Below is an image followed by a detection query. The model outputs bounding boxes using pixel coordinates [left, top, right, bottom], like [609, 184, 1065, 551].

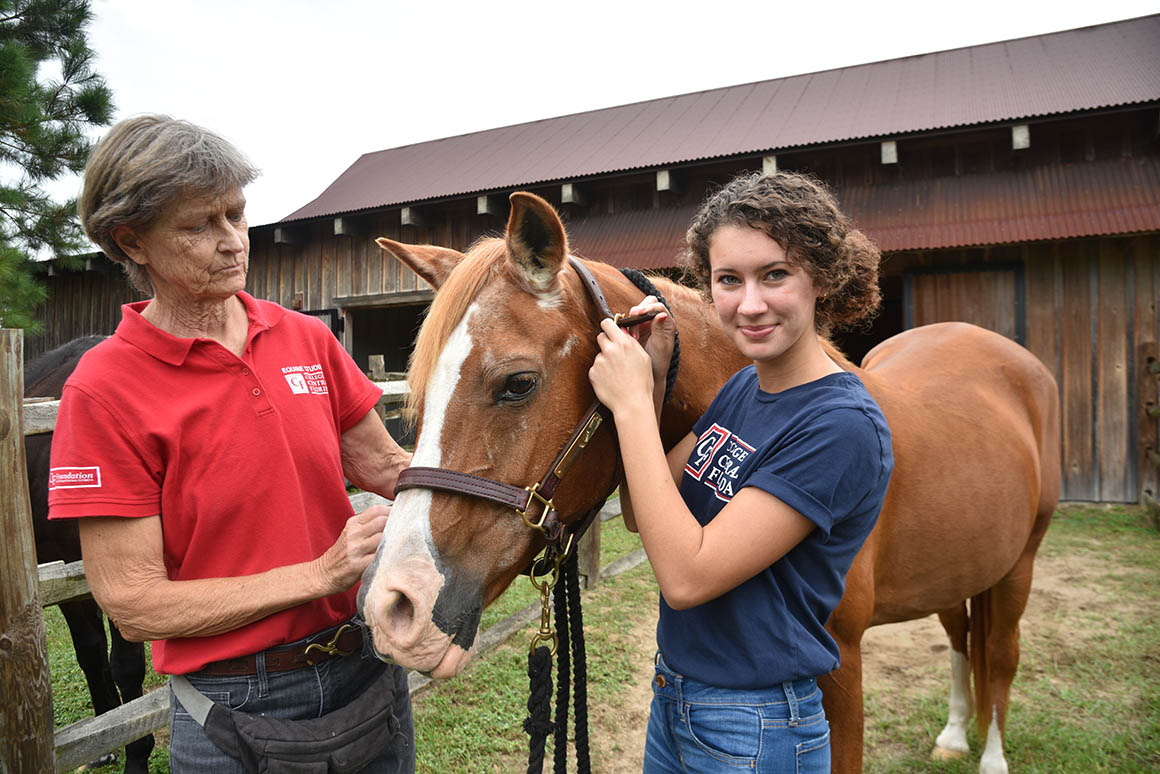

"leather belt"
[194, 622, 363, 677]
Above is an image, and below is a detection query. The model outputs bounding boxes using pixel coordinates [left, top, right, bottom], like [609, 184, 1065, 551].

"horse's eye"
[496, 372, 538, 404]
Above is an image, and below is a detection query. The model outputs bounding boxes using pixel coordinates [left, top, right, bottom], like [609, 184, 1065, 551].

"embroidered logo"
[685, 424, 754, 502]
[49, 466, 101, 490]
[281, 364, 329, 395]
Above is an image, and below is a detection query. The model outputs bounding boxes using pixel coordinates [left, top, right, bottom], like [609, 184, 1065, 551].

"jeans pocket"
[794, 726, 830, 774]
[180, 682, 253, 714]
[683, 702, 761, 765]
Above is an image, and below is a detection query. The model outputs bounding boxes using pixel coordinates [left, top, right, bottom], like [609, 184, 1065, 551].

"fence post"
[0, 329, 55, 772]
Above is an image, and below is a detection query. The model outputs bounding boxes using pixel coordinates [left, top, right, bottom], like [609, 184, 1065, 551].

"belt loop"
[783, 680, 801, 726]
[256, 650, 270, 698]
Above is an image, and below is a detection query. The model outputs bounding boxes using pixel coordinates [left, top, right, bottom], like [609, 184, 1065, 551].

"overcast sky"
[45, 0, 1160, 228]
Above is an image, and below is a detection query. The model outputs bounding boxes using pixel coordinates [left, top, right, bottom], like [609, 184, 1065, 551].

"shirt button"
[251, 388, 261, 396]
[242, 369, 250, 375]
[654, 674, 667, 688]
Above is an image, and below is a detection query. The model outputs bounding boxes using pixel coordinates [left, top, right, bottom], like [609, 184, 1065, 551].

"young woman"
[588, 171, 893, 773]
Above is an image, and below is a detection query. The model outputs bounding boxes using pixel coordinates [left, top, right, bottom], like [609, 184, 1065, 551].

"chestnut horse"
[358, 192, 1060, 774]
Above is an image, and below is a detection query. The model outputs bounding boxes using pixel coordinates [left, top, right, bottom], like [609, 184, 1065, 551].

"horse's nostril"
[388, 592, 415, 630]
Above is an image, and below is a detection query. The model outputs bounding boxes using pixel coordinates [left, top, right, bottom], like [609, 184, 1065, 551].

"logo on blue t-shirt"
[684, 423, 755, 502]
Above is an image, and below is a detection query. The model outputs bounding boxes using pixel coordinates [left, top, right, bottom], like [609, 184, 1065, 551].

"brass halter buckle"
[517, 482, 555, 532]
[304, 623, 357, 666]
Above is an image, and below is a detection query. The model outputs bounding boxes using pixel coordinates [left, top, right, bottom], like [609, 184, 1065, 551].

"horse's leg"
[109, 618, 154, 774]
[974, 548, 1038, 774]
[931, 603, 972, 760]
[58, 599, 120, 768]
[822, 560, 874, 774]
[58, 599, 119, 714]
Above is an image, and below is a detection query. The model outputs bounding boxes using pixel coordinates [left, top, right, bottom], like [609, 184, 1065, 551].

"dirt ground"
[583, 548, 1129, 774]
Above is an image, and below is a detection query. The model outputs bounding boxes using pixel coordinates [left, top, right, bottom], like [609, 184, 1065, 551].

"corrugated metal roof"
[566, 156, 1160, 268]
[284, 15, 1160, 222]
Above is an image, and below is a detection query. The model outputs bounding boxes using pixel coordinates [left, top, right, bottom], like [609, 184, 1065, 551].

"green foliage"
[0, 0, 113, 330]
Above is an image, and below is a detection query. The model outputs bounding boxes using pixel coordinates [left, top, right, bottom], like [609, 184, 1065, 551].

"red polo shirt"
[48, 292, 381, 674]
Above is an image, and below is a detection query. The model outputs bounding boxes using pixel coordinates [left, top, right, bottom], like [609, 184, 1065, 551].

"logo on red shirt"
[685, 424, 755, 502]
[281, 364, 329, 395]
[49, 466, 101, 489]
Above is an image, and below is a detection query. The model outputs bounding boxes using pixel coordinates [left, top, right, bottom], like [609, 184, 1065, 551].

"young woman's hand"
[589, 317, 656, 417]
[625, 296, 675, 388]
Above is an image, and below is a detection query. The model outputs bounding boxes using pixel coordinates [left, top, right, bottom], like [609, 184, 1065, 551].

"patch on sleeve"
[685, 423, 755, 502]
[49, 466, 102, 489]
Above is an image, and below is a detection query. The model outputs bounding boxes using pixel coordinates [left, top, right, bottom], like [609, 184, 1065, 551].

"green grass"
[45, 506, 1159, 772]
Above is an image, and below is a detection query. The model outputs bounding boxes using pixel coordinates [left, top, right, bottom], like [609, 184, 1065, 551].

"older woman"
[48, 115, 414, 772]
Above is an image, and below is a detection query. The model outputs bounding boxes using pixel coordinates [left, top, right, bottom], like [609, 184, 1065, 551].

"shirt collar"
[115, 291, 285, 366]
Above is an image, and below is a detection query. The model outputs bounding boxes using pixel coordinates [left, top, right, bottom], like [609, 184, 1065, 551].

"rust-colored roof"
[284, 15, 1160, 223]
[567, 156, 1160, 268]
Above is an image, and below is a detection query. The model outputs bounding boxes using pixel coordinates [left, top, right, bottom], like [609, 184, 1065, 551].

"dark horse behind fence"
[25, 336, 154, 774]
[357, 192, 1061, 774]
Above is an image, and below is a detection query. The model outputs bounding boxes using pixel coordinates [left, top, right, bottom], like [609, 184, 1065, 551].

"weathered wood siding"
[892, 235, 1159, 502]
[25, 266, 137, 361]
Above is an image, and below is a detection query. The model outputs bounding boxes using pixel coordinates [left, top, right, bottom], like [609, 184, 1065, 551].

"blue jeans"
[169, 628, 414, 773]
[644, 652, 830, 773]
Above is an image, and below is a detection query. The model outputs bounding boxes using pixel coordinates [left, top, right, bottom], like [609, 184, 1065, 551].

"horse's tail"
[968, 589, 993, 740]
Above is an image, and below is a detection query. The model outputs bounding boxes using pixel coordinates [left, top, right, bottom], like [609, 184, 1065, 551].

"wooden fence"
[1, 328, 610, 771]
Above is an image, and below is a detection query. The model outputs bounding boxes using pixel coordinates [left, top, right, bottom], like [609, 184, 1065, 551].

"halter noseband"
[393, 257, 659, 552]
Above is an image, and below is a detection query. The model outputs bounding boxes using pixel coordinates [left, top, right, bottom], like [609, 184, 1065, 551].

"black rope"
[565, 554, 591, 774]
[525, 646, 555, 774]
[618, 268, 681, 405]
[553, 570, 570, 774]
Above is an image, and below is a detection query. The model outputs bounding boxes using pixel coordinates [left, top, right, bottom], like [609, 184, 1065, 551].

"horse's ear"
[505, 192, 568, 293]
[376, 238, 463, 290]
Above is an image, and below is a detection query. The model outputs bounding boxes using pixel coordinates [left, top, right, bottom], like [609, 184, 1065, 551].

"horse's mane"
[406, 239, 507, 419]
[24, 335, 106, 397]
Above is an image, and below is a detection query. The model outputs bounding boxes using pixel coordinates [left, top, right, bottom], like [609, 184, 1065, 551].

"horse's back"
[857, 323, 1061, 623]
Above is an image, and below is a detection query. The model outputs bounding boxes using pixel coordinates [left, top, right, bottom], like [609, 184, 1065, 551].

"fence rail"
[2, 330, 607, 771]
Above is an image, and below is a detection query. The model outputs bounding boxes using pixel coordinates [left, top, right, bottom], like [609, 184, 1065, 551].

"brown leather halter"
[394, 257, 656, 554]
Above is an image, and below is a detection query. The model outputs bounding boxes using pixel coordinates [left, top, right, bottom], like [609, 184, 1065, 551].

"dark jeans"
[169, 636, 413, 773]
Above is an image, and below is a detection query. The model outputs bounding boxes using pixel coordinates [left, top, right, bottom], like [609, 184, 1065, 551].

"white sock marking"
[979, 712, 1009, 774]
[935, 649, 972, 754]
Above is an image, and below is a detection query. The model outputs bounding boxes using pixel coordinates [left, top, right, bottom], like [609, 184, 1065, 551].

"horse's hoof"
[76, 752, 117, 770]
[931, 745, 969, 761]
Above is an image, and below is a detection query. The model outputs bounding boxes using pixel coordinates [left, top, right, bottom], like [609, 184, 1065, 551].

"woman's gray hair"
[78, 115, 259, 295]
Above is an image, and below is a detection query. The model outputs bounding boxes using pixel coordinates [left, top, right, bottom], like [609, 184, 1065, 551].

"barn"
[30, 14, 1160, 504]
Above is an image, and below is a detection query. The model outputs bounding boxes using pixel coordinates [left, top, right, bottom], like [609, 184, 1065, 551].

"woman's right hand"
[318, 505, 390, 592]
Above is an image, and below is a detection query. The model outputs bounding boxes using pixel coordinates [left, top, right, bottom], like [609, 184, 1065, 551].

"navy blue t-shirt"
[658, 367, 893, 689]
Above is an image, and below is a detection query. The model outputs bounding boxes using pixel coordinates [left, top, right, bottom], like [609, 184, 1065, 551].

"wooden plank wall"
[247, 210, 487, 311]
[1019, 235, 1155, 502]
[893, 234, 1158, 502]
[27, 269, 137, 361]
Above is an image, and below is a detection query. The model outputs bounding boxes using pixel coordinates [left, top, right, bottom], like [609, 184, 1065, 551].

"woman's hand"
[589, 317, 656, 417]
[627, 297, 676, 390]
[317, 505, 390, 593]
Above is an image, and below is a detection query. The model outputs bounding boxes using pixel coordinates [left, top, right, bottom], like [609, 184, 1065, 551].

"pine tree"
[0, 0, 113, 330]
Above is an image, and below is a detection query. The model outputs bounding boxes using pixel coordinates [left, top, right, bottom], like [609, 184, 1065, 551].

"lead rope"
[525, 268, 678, 774]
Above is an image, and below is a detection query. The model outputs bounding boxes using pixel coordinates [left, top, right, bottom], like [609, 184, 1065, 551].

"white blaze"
[376, 304, 478, 566]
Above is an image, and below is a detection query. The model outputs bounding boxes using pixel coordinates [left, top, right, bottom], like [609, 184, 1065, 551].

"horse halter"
[394, 257, 658, 554]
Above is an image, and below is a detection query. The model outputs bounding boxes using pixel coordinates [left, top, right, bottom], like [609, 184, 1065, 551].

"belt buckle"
[304, 624, 357, 666]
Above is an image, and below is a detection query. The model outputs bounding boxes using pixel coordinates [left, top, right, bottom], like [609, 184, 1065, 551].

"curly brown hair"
[681, 171, 881, 334]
